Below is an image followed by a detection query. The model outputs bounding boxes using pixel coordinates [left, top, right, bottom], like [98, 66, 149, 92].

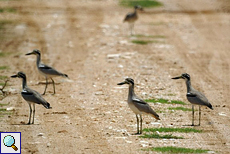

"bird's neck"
[22, 77, 27, 89]
[36, 54, 41, 66]
[185, 80, 192, 93]
[128, 84, 135, 100]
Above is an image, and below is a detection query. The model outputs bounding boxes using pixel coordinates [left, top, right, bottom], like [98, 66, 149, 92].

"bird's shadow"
[11, 122, 40, 126]
[183, 124, 200, 127]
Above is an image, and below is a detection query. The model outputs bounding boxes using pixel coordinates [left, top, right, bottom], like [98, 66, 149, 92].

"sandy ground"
[0, 0, 230, 153]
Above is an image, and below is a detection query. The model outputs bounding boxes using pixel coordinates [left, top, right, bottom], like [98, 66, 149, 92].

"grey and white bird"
[26, 49, 68, 95]
[172, 73, 213, 126]
[123, 5, 143, 35]
[11, 72, 52, 124]
[117, 78, 160, 134]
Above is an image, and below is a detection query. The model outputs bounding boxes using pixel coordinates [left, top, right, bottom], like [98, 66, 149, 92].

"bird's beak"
[171, 76, 183, 79]
[117, 81, 127, 85]
[25, 52, 33, 55]
[11, 74, 18, 78]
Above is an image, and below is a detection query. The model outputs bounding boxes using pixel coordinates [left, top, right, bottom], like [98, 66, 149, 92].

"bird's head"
[172, 73, 190, 81]
[26, 49, 40, 56]
[134, 5, 143, 11]
[117, 78, 134, 86]
[11, 72, 26, 79]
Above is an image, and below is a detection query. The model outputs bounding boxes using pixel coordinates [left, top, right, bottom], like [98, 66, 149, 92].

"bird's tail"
[43, 102, 52, 109]
[150, 111, 160, 120]
[62, 74, 68, 78]
[208, 103, 213, 110]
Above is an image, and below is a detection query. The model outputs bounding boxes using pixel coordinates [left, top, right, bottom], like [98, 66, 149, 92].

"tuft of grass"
[0, 76, 8, 80]
[145, 98, 187, 105]
[0, 20, 13, 29]
[0, 103, 10, 106]
[131, 40, 160, 45]
[143, 127, 202, 133]
[0, 8, 17, 13]
[0, 66, 8, 70]
[168, 107, 193, 111]
[120, 0, 163, 8]
[140, 133, 183, 139]
[142, 146, 209, 153]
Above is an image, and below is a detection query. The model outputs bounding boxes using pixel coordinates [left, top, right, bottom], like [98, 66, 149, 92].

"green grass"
[0, 103, 10, 106]
[0, 20, 13, 29]
[0, 76, 8, 80]
[140, 133, 183, 139]
[143, 127, 202, 133]
[0, 8, 17, 13]
[131, 40, 160, 45]
[145, 98, 187, 105]
[0, 66, 8, 70]
[168, 107, 193, 111]
[142, 146, 209, 153]
[120, 0, 163, 8]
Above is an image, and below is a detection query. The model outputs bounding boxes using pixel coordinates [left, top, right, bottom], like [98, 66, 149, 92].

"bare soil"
[0, 0, 230, 153]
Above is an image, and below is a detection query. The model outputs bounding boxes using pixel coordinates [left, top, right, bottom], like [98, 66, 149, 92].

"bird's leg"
[198, 105, 201, 126]
[140, 114, 143, 134]
[43, 77, 48, 95]
[136, 114, 139, 134]
[130, 23, 134, 35]
[27, 103, 32, 125]
[192, 105, 194, 126]
[50, 77, 55, 94]
[32, 103, 35, 124]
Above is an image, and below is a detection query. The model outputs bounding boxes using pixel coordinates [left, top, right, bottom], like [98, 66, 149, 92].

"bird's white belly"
[128, 102, 141, 115]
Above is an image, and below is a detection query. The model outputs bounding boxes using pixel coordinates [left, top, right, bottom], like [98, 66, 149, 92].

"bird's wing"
[39, 63, 64, 76]
[21, 87, 51, 108]
[132, 96, 160, 120]
[187, 90, 212, 109]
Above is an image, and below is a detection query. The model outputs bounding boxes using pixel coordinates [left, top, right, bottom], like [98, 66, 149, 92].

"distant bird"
[117, 78, 160, 134]
[123, 5, 143, 35]
[26, 49, 68, 95]
[172, 73, 213, 126]
[11, 72, 52, 124]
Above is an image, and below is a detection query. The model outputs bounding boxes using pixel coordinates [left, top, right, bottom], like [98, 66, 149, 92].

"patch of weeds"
[142, 146, 209, 153]
[120, 0, 163, 8]
[0, 7, 17, 13]
[0, 103, 10, 106]
[145, 98, 187, 105]
[131, 40, 160, 45]
[0, 76, 8, 80]
[143, 127, 202, 133]
[168, 107, 192, 111]
[0, 66, 8, 70]
[140, 133, 183, 139]
[0, 20, 13, 29]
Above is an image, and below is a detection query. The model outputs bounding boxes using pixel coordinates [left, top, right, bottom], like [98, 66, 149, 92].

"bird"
[26, 49, 68, 95]
[117, 78, 160, 134]
[172, 73, 213, 126]
[123, 5, 143, 35]
[11, 72, 52, 124]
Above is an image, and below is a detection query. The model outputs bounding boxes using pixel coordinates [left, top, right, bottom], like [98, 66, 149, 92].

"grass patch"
[143, 146, 209, 153]
[145, 98, 186, 105]
[140, 133, 183, 139]
[143, 127, 202, 133]
[131, 40, 160, 45]
[0, 7, 17, 13]
[168, 107, 192, 111]
[120, 0, 163, 8]
[0, 66, 8, 70]
[0, 20, 13, 29]
[0, 103, 10, 106]
[0, 76, 8, 80]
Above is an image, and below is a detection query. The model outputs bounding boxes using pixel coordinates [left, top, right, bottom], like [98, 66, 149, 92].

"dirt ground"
[0, 0, 230, 153]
